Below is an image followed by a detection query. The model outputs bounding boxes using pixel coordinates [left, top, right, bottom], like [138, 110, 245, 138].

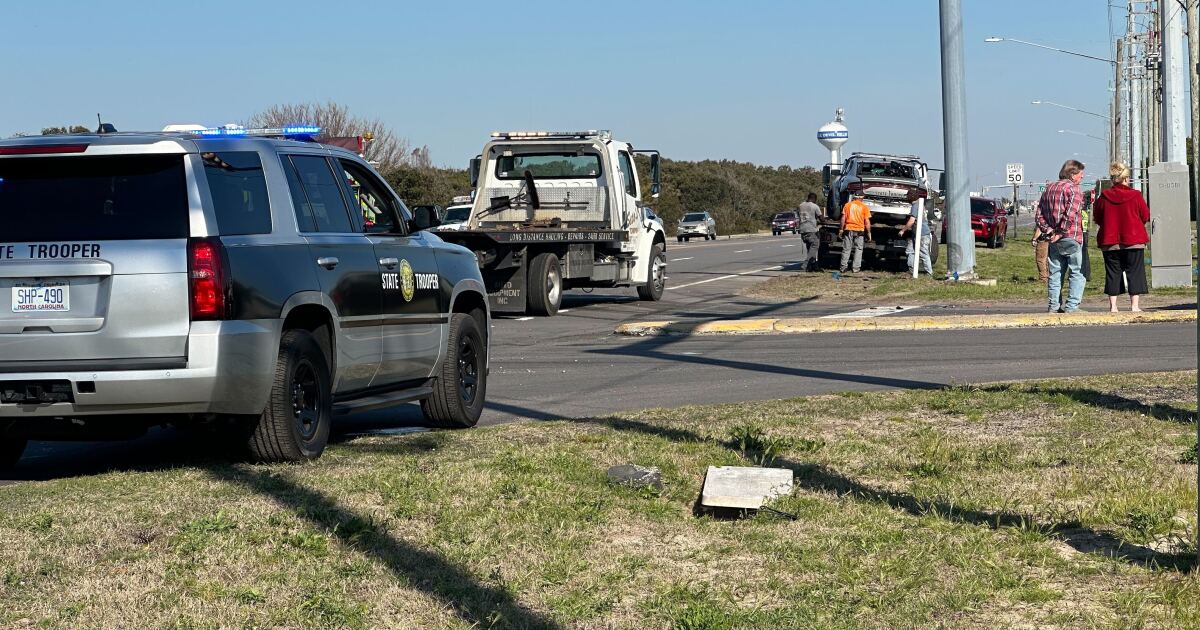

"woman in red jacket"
[1092, 162, 1151, 312]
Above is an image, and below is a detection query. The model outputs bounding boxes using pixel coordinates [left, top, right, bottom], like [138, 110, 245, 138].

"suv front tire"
[422, 313, 487, 428]
[247, 329, 333, 462]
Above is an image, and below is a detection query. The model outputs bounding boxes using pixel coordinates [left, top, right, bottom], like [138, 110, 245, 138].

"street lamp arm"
[1032, 100, 1112, 120]
[986, 36, 1116, 65]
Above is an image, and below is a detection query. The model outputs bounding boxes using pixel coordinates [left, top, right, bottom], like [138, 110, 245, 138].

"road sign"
[1006, 163, 1024, 185]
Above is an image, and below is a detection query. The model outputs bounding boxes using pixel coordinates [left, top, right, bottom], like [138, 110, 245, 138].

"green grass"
[745, 226, 1197, 304]
[1, 372, 1198, 628]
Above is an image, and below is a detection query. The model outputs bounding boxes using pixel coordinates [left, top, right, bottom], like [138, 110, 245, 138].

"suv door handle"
[379, 257, 399, 268]
[316, 257, 340, 270]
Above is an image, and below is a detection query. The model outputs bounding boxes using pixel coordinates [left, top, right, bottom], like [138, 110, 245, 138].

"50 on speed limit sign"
[1006, 163, 1024, 184]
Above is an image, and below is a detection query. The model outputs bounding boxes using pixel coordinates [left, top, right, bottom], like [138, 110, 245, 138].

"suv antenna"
[96, 113, 117, 134]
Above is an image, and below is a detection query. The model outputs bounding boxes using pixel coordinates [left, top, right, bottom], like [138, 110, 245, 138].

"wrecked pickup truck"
[820, 152, 941, 269]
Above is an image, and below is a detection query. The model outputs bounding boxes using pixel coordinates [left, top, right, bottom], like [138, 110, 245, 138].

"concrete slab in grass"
[700, 465, 793, 510]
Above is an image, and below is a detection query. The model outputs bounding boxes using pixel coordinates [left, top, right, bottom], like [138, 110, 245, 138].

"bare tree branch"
[246, 101, 413, 170]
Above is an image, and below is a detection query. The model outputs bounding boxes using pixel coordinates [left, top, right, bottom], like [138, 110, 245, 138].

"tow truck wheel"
[247, 329, 332, 462]
[637, 242, 667, 301]
[421, 312, 486, 428]
[0, 432, 27, 470]
[527, 252, 562, 316]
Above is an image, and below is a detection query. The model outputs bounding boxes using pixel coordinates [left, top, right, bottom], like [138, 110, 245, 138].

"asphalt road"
[6, 233, 1196, 483]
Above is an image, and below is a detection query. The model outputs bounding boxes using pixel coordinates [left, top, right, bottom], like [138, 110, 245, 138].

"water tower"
[817, 108, 849, 166]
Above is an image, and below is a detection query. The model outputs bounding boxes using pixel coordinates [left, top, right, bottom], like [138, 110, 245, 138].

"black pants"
[1102, 248, 1148, 296]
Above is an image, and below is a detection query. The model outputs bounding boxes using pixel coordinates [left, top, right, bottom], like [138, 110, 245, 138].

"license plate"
[12, 282, 70, 313]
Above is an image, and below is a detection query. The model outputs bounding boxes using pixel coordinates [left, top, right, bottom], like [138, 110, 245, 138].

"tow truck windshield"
[496, 153, 601, 179]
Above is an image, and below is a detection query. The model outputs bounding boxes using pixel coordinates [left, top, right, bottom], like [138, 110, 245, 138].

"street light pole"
[1187, 0, 1200, 568]
[984, 36, 1117, 65]
[1031, 100, 1112, 120]
[942, 0, 975, 279]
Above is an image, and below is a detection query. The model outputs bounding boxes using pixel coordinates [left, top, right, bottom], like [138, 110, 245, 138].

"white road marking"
[781, 244, 795, 248]
[821, 305, 921, 319]
[558, 309, 571, 313]
[734, 249, 752, 253]
[672, 257, 694, 261]
[516, 316, 534, 321]
[666, 264, 784, 290]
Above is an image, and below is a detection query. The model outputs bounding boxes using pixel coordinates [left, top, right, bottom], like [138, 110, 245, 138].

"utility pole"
[1130, 1, 1144, 189]
[1162, 0, 1188, 162]
[1186, 0, 1200, 568]
[1115, 37, 1125, 165]
[939, 0, 975, 279]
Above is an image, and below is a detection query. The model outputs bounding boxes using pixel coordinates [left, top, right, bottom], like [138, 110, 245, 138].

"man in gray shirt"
[796, 193, 823, 271]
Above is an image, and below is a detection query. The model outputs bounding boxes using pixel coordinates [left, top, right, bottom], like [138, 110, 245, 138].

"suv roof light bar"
[490, 130, 611, 140]
[178, 125, 323, 140]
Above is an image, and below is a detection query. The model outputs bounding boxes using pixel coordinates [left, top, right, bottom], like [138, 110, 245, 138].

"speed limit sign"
[1006, 163, 1024, 185]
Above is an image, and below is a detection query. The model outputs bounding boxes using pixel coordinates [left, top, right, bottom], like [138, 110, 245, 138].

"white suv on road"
[677, 211, 717, 242]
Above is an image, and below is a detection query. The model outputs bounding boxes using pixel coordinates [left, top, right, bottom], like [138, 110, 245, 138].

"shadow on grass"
[1015, 387, 1194, 424]
[207, 465, 561, 629]
[492, 402, 1196, 573]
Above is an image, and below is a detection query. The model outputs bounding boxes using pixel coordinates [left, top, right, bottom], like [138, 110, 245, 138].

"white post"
[912, 197, 924, 279]
[1163, 0, 1188, 162]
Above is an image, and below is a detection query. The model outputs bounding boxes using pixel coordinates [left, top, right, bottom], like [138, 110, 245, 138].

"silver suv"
[676, 211, 717, 242]
[0, 128, 490, 467]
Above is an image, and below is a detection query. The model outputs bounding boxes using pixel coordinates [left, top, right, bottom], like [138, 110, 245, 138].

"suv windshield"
[495, 153, 601, 179]
[683, 213, 708, 222]
[0, 154, 188, 242]
[858, 161, 916, 179]
[443, 206, 471, 222]
[970, 199, 997, 215]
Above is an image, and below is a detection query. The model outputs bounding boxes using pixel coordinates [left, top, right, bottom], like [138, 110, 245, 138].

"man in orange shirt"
[838, 193, 873, 273]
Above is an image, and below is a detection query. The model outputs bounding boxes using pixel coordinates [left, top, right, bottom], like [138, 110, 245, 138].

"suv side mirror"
[469, 157, 481, 188]
[649, 154, 661, 198]
[410, 205, 441, 232]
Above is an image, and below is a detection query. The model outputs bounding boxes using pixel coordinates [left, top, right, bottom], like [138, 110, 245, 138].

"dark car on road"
[771, 212, 798, 235]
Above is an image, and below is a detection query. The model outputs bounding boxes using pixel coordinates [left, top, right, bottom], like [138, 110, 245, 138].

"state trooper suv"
[0, 128, 490, 466]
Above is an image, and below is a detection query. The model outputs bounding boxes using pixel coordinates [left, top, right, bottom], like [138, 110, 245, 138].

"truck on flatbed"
[428, 130, 667, 316]
[819, 152, 941, 269]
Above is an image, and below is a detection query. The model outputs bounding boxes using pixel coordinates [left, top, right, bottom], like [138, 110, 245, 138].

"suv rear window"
[203, 151, 271, 235]
[0, 154, 188, 242]
[970, 199, 996, 215]
[774, 213, 796, 220]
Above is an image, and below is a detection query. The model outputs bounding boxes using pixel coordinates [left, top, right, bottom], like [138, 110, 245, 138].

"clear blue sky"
[2, 0, 1122, 189]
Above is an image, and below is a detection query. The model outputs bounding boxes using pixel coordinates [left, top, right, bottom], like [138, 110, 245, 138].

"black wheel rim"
[458, 333, 481, 405]
[291, 360, 321, 442]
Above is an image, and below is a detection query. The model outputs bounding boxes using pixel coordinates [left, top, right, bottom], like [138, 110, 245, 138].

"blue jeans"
[1047, 238, 1085, 311]
[905, 234, 932, 275]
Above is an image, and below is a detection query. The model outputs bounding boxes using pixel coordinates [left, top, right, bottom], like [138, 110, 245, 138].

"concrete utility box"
[1147, 162, 1193, 288]
[700, 466, 793, 510]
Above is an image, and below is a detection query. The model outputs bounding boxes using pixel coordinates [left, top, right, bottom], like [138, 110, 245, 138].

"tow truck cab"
[434, 130, 667, 316]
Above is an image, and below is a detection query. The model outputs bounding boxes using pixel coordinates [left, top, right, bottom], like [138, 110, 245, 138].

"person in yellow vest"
[838, 193, 873, 273]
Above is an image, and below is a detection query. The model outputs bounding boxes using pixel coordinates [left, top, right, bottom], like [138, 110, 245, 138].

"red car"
[942, 197, 1010, 248]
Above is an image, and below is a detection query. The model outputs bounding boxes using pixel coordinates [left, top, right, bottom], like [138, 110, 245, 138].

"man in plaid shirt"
[1036, 160, 1087, 312]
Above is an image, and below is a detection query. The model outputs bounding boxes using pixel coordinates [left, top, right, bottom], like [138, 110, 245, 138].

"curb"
[614, 309, 1197, 337]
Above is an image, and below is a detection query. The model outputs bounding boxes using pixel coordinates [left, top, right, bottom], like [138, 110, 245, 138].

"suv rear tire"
[421, 313, 486, 428]
[527, 252, 562, 316]
[248, 329, 332, 462]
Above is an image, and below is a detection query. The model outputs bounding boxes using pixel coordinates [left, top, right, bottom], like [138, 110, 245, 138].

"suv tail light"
[188, 238, 228, 320]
